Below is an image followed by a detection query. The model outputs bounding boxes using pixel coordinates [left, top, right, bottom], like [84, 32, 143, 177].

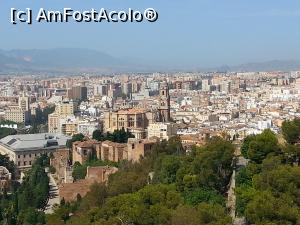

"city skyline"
[1, 0, 300, 69]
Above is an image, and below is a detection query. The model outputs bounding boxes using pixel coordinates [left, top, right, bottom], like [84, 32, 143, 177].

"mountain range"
[0, 48, 300, 74]
[0, 48, 130, 74]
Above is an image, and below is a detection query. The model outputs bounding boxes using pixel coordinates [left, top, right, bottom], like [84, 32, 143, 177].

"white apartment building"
[4, 106, 30, 124]
[147, 123, 177, 141]
[48, 100, 75, 133]
[78, 120, 101, 137]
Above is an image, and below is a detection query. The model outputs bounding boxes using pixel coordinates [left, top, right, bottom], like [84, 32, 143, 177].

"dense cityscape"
[0, 71, 299, 224]
[2, 0, 300, 224]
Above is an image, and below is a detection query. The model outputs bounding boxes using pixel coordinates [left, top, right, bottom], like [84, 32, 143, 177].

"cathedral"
[104, 81, 172, 139]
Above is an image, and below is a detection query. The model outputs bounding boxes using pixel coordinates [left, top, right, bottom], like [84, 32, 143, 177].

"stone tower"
[158, 81, 170, 122]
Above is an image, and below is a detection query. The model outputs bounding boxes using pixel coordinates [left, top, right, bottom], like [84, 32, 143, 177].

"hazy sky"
[1, 0, 300, 68]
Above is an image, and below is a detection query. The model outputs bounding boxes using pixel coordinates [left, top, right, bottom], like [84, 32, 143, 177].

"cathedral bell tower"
[158, 81, 171, 122]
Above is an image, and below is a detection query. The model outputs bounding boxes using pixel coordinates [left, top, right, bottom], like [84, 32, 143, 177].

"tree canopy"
[66, 133, 85, 149]
[92, 128, 135, 143]
[236, 120, 300, 224]
[241, 129, 281, 163]
[0, 127, 17, 139]
[0, 155, 50, 225]
[45, 136, 234, 225]
[282, 118, 300, 144]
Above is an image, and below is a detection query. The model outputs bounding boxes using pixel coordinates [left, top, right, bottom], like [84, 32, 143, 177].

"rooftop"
[117, 108, 147, 115]
[0, 133, 71, 152]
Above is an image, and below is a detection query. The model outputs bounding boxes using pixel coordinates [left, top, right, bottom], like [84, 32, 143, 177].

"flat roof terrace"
[0, 133, 71, 152]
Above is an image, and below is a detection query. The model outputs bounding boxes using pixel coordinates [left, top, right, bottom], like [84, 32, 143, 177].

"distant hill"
[1, 48, 300, 73]
[0, 48, 130, 74]
[201, 60, 300, 73]
[230, 60, 300, 72]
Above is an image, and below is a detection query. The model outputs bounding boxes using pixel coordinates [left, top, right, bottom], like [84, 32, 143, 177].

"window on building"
[132, 144, 135, 149]
[18, 162, 20, 166]
[18, 155, 20, 159]
[24, 161, 27, 166]
[29, 161, 31, 165]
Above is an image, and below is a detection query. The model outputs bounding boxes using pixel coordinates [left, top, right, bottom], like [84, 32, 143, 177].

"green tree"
[236, 185, 257, 216]
[0, 154, 16, 176]
[35, 153, 50, 167]
[183, 188, 224, 206]
[92, 184, 181, 225]
[92, 129, 104, 141]
[51, 205, 70, 223]
[17, 162, 49, 211]
[44, 137, 234, 225]
[72, 162, 86, 180]
[245, 191, 300, 225]
[0, 127, 17, 139]
[2, 205, 17, 225]
[241, 135, 256, 158]
[248, 129, 281, 164]
[66, 133, 85, 149]
[108, 169, 148, 196]
[92, 128, 134, 143]
[0, 155, 50, 225]
[34, 105, 55, 125]
[282, 118, 300, 144]
[111, 128, 135, 143]
[171, 203, 231, 225]
[17, 207, 45, 225]
[253, 164, 300, 206]
[283, 144, 300, 165]
[80, 183, 108, 210]
[191, 137, 234, 193]
[171, 205, 200, 225]
[153, 155, 182, 184]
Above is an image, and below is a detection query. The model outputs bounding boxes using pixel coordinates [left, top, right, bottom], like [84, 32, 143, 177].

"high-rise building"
[56, 101, 74, 117]
[4, 95, 31, 124]
[122, 82, 133, 96]
[19, 95, 30, 111]
[131, 81, 141, 93]
[69, 86, 88, 101]
[202, 79, 211, 92]
[94, 84, 108, 96]
[220, 81, 231, 94]
[48, 113, 60, 133]
[4, 106, 30, 124]
[48, 100, 75, 133]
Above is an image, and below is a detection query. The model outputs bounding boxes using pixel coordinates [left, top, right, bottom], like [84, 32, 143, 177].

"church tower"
[158, 81, 171, 122]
